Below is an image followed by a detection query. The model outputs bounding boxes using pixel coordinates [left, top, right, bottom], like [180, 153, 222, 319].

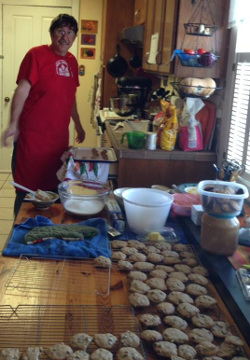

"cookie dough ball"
[90, 348, 112, 360]
[133, 261, 155, 272]
[127, 240, 146, 250]
[186, 283, 208, 296]
[194, 295, 217, 309]
[129, 280, 150, 294]
[93, 333, 117, 349]
[116, 347, 144, 360]
[70, 333, 92, 350]
[110, 240, 126, 249]
[210, 321, 231, 338]
[153, 341, 178, 357]
[146, 277, 167, 291]
[163, 315, 188, 330]
[178, 344, 197, 360]
[177, 303, 200, 318]
[191, 265, 209, 277]
[156, 301, 175, 315]
[0, 349, 21, 360]
[166, 278, 185, 292]
[66, 351, 89, 360]
[94, 256, 111, 268]
[117, 260, 134, 271]
[139, 313, 162, 327]
[45, 343, 73, 360]
[155, 265, 175, 273]
[188, 328, 214, 344]
[162, 328, 189, 344]
[128, 271, 147, 282]
[129, 292, 150, 308]
[21, 348, 42, 360]
[195, 342, 219, 357]
[149, 269, 168, 279]
[174, 264, 191, 274]
[128, 253, 147, 262]
[140, 330, 163, 342]
[147, 289, 167, 303]
[147, 253, 164, 264]
[191, 314, 214, 328]
[120, 330, 140, 348]
[111, 251, 126, 261]
[121, 246, 138, 256]
[188, 273, 209, 286]
[167, 291, 194, 305]
[168, 271, 189, 282]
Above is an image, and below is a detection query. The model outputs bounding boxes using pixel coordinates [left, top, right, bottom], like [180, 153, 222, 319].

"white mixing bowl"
[122, 188, 174, 235]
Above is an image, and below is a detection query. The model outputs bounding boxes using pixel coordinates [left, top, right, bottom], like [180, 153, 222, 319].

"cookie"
[166, 278, 185, 292]
[224, 335, 244, 346]
[128, 253, 147, 262]
[178, 344, 197, 360]
[120, 330, 140, 348]
[110, 240, 126, 249]
[127, 240, 146, 250]
[140, 330, 163, 342]
[128, 271, 147, 282]
[210, 321, 231, 338]
[191, 314, 214, 328]
[21, 348, 42, 360]
[94, 256, 111, 268]
[149, 269, 167, 279]
[146, 277, 167, 291]
[195, 342, 219, 357]
[163, 315, 188, 330]
[181, 258, 199, 267]
[188, 328, 214, 343]
[168, 271, 189, 282]
[201, 357, 224, 360]
[191, 265, 209, 277]
[156, 301, 175, 315]
[89, 349, 112, 360]
[45, 343, 73, 360]
[133, 261, 155, 272]
[217, 343, 239, 358]
[70, 333, 93, 350]
[155, 265, 175, 273]
[174, 264, 191, 274]
[162, 250, 180, 258]
[139, 313, 161, 327]
[186, 283, 208, 296]
[111, 251, 126, 261]
[93, 333, 117, 349]
[163, 257, 182, 265]
[153, 242, 172, 251]
[162, 328, 189, 344]
[177, 303, 200, 318]
[142, 245, 161, 255]
[66, 351, 89, 360]
[128, 292, 150, 307]
[121, 246, 138, 256]
[117, 260, 134, 271]
[116, 347, 144, 360]
[179, 251, 197, 259]
[129, 279, 151, 294]
[0, 349, 21, 360]
[147, 253, 164, 264]
[147, 289, 167, 303]
[153, 341, 178, 357]
[172, 243, 190, 252]
[188, 273, 209, 286]
[194, 295, 217, 309]
[167, 291, 194, 305]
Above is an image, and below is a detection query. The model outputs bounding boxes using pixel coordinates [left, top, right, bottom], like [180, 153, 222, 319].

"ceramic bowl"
[29, 191, 59, 210]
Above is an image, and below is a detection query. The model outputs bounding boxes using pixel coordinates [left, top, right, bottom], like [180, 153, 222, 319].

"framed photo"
[80, 47, 96, 59]
[81, 20, 98, 34]
[81, 34, 96, 46]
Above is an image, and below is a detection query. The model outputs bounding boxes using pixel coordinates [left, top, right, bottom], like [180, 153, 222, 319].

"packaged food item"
[157, 100, 178, 151]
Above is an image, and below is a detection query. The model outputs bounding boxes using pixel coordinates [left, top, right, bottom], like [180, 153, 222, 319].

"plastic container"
[121, 131, 146, 149]
[171, 193, 201, 217]
[198, 180, 249, 218]
[122, 188, 174, 235]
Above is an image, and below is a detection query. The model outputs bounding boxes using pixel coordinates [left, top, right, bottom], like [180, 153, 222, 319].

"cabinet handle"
[134, 9, 141, 22]
[145, 51, 161, 65]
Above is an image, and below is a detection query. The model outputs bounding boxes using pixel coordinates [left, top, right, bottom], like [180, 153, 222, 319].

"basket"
[176, 51, 219, 68]
[171, 81, 221, 99]
[184, 23, 217, 36]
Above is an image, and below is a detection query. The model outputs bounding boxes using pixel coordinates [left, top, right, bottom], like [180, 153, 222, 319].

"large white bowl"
[122, 188, 174, 235]
[58, 180, 110, 216]
[113, 187, 131, 210]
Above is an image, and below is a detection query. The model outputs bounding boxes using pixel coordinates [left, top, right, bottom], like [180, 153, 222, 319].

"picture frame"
[80, 47, 96, 60]
[81, 34, 96, 46]
[81, 20, 98, 34]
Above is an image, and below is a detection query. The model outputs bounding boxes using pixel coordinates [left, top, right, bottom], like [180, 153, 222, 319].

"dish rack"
[5, 255, 111, 297]
[0, 305, 147, 359]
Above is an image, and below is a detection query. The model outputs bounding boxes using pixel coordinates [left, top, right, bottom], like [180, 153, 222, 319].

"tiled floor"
[0, 172, 15, 251]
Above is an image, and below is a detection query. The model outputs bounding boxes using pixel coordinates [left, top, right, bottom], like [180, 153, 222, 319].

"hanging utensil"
[106, 44, 128, 78]
[129, 48, 142, 69]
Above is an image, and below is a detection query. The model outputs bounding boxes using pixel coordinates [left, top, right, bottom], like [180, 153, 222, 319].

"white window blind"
[227, 53, 250, 181]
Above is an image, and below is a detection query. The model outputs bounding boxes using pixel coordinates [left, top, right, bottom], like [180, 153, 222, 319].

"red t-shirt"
[14, 45, 79, 191]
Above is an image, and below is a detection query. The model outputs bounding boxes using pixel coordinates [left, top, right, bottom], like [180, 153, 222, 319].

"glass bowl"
[58, 180, 110, 216]
[26, 191, 59, 210]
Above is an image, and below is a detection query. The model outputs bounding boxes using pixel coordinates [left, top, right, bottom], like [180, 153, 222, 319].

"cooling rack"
[0, 305, 147, 359]
[5, 255, 111, 296]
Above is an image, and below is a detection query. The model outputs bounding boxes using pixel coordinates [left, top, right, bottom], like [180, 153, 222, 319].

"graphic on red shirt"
[56, 60, 71, 77]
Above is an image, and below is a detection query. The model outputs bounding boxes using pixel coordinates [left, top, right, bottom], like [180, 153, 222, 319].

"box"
[191, 204, 204, 226]
[106, 198, 125, 233]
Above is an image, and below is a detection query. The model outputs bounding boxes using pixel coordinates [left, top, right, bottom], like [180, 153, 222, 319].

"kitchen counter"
[0, 203, 249, 358]
[105, 121, 217, 187]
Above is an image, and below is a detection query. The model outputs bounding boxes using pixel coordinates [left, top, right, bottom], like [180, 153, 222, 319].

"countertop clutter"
[0, 201, 249, 360]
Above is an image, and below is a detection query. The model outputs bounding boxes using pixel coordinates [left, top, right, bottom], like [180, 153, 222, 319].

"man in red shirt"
[3, 14, 85, 216]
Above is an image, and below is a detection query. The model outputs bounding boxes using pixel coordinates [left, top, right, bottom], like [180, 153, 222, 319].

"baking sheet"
[73, 147, 117, 163]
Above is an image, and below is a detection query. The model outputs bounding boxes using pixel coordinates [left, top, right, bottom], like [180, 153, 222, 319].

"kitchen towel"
[3, 216, 111, 259]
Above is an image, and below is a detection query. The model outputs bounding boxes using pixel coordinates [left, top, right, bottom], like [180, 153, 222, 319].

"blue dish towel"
[3, 216, 111, 258]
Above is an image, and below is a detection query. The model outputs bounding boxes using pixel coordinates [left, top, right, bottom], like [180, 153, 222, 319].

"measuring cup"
[121, 131, 146, 149]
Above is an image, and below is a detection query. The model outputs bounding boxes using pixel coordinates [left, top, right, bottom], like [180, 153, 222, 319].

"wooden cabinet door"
[134, 0, 147, 25]
[142, 0, 179, 74]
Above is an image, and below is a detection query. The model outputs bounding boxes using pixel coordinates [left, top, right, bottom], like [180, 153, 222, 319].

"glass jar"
[201, 213, 240, 256]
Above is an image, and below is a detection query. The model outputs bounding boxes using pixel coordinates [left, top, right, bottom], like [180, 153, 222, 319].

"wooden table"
[0, 202, 249, 359]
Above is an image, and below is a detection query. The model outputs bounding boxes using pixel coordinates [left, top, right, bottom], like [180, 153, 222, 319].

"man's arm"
[71, 99, 85, 143]
[3, 79, 31, 146]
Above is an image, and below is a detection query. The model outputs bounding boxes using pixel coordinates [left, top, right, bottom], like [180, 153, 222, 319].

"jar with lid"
[200, 213, 240, 256]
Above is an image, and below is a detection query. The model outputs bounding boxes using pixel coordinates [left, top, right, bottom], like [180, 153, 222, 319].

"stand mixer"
[110, 76, 152, 119]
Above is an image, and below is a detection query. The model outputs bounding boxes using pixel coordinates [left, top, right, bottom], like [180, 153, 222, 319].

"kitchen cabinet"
[134, 0, 147, 25]
[174, 0, 230, 79]
[142, 0, 179, 74]
[105, 121, 216, 188]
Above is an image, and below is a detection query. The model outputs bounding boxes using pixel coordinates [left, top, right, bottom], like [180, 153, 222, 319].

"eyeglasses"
[54, 29, 76, 38]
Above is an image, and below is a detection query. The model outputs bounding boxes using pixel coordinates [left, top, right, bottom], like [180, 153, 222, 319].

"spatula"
[9, 181, 50, 200]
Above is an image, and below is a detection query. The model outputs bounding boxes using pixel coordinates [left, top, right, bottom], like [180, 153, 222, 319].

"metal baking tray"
[5, 255, 111, 297]
[73, 147, 117, 163]
[0, 305, 147, 359]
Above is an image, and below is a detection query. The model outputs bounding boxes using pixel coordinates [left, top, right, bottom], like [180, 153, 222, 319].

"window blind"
[227, 53, 250, 181]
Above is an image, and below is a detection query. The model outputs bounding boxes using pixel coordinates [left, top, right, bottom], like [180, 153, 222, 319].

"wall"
[75, 0, 103, 148]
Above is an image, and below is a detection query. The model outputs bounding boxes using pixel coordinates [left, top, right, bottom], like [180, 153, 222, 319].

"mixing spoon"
[9, 181, 50, 200]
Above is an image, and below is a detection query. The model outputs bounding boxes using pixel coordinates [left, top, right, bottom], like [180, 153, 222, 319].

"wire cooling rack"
[0, 305, 147, 359]
[5, 255, 111, 296]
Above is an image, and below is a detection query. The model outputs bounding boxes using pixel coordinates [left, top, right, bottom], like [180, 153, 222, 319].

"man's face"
[50, 26, 76, 56]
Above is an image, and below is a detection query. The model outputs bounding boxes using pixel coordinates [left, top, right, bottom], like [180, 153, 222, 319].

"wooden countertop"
[105, 121, 217, 162]
[0, 203, 249, 359]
